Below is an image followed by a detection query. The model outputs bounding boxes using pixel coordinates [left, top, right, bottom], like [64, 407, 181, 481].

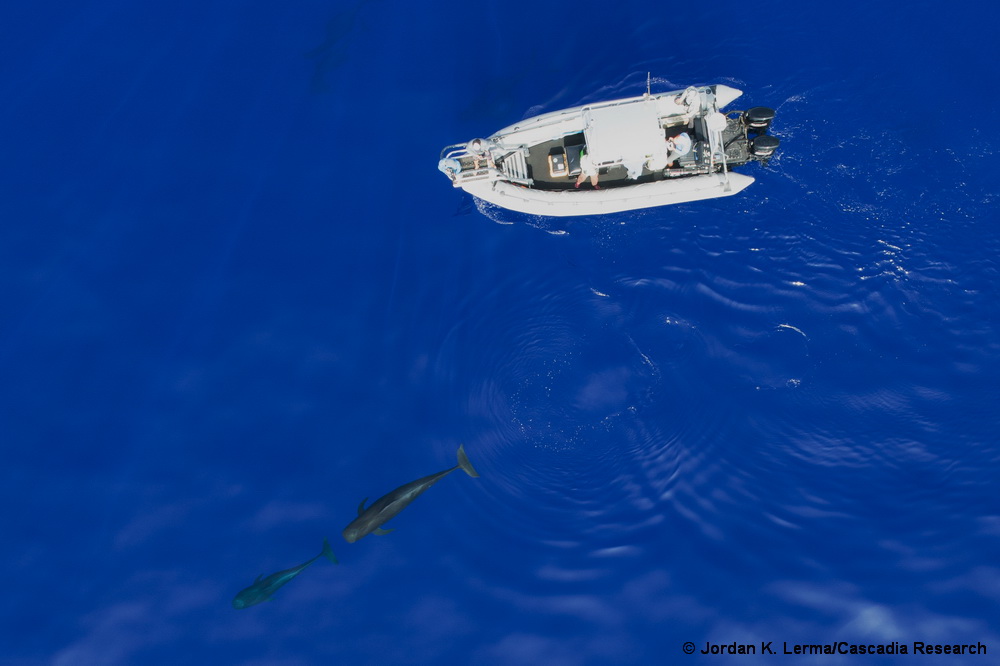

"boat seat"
[692, 116, 708, 142]
[565, 144, 585, 176]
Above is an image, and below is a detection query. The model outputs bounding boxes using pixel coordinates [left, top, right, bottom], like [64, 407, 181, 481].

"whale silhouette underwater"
[233, 445, 480, 608]
[343, 444, 480, 543]
[232, 539, 338, 609]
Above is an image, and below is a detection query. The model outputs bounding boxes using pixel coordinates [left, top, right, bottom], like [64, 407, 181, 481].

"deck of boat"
[508, 116, 752, 191]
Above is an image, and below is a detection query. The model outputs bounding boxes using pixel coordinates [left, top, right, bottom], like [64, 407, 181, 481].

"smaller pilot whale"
[342, 445, 479, 543]
[232, 539, 338, 609]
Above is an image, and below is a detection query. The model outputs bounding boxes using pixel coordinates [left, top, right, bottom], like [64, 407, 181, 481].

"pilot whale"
[232, 539, 338, 609]
[342, 445, 479, 543]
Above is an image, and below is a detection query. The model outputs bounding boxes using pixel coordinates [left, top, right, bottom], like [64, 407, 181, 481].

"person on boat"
[665, 132, 692, 168]
[467, 138, 495, 170]
[574, 149, 600, 189]
[674, 86, 699, 110]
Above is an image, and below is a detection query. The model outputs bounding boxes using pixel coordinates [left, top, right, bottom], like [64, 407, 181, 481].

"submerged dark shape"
[305, 0, 380, 92]
[232, 539, 338, 609]
[342, 445, 479, 543]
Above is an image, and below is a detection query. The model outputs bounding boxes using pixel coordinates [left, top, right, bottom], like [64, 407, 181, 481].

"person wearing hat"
[467, 139, 494, 170]
[665, 131, 692, 168]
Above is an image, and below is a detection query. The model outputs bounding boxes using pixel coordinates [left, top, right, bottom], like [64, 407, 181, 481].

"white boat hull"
[461, 172, 755, 217]
[440, 83, 779, 218]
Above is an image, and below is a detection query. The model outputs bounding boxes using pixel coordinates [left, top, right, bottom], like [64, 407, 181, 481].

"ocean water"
[2, 0, 999, 664]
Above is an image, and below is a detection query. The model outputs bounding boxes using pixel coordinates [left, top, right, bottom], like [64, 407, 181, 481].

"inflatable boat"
[438, 83, 779, 217]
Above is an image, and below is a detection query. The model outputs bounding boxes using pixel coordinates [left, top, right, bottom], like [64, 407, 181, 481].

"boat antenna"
[646, 72, 651, 97]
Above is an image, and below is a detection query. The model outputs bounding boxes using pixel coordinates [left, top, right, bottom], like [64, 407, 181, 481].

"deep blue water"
[3, 0, 999, 664]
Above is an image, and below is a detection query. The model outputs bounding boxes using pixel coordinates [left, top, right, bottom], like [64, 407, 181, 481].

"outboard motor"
[743, 107, 776, 134]
[751, 135, 780, 165]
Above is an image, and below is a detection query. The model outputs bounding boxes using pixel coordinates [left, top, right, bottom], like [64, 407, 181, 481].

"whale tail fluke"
[321, 538, 339, 564]
[457, 444, 480, 478]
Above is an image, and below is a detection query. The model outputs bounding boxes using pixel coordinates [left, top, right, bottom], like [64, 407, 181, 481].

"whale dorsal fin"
[255, 574, 263, 583]
[357, 498, 368, 515]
